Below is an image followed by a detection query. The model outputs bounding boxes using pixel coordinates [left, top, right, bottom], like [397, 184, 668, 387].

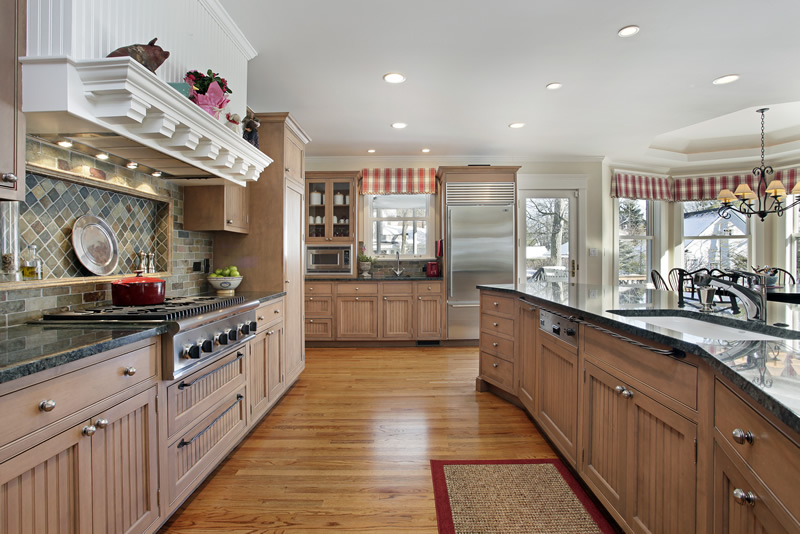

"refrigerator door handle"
[447, 208, 453, 298]
[449, 304, 480, 308]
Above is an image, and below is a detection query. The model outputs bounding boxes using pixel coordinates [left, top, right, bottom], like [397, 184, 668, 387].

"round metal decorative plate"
[72, 215, 119, 275]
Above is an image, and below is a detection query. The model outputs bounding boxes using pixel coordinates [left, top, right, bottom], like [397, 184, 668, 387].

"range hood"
[20, 56, 272, 186]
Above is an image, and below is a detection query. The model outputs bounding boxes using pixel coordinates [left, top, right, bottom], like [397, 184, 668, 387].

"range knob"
[566, 328, 576, 337]
[200, 339, 214, 353]
[181, 344, 201, 359]
[248, 321, 257, 333]
[239, 323, 250, 336]
[227, 327, 239, 341]
[215, 331, 229, 345]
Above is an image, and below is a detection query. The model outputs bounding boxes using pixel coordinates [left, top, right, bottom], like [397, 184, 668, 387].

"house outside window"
[364, 194, 435, 258]
[617, 199, 653, 285]
[682, 200, 749, 272]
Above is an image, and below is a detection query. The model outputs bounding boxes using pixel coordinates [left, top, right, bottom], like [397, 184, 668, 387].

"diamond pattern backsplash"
[20, 173, 168, 278]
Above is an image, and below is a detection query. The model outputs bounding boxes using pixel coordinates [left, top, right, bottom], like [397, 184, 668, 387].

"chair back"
[650, 269, 669, 290]
[668, 268, 689, 292]
[772, 267, 795, 285]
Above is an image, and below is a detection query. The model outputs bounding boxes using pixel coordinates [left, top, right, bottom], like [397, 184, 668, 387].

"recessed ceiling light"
[367, 149, 376, 153]
[126, 162, 138, 169]
[509, 123, 525, 129]
[618, 25, 640, 37]
[421, 148, 431, 153]
[383, 72, 406, 84]
[391, 122, 407, 129]
[57, 140, 73, 148]
[712, 74, 740, 85]
[151, 171, 162, 177]
[96, 153, 109, 160]
[546, 82, 563, 90]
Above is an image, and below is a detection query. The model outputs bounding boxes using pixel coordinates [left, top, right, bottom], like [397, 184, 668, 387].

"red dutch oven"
[112, 270, 166, 306]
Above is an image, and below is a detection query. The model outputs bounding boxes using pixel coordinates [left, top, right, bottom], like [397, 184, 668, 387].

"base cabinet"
[518, 303, 537, 415]
[381, 295, 414, 338]
[336, 296, 379, 339]
[536, 332, 578, 466]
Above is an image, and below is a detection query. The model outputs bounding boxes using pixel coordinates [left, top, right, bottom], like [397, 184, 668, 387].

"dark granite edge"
[0, 325, 168, 385]
[486, 285, 800, 435]
[305, 276, 443, 282]
[255, 292, 286, 303]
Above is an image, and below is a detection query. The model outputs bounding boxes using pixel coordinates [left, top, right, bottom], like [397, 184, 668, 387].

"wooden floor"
[159, 346, 557, 533]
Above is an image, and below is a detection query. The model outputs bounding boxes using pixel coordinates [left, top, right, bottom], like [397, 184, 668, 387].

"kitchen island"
[478, 282, 800, 534]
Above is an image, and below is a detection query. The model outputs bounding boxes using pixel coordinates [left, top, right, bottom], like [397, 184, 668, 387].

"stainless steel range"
[42, 295, 259, 379]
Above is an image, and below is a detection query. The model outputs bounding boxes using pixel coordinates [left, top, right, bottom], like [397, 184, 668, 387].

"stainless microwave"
[305, 245, 352, 275]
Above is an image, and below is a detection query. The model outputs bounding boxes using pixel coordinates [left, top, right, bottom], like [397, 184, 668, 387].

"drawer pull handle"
[492, 342, 499, 347]
[95, 419, 109, 429]
[732, 488, 757, 506]
[39, 399, 57, 412]
[492, 363, 498, 368]
[2, 173, 18, 183]
[621, 389, 634, 399]
[177, 352, 245, 390]
[732, 428, 755, 445]
[123, 367, 137, 376]
[580, 320, 685, 359]
[493, 322, 498, 327]
[178, 394, 244, 448]
[258, 315, 265, 320]
[82, 425, 97, 437]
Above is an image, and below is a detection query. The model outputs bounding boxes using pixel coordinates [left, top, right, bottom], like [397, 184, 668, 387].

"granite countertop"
[0, 290, 286, 386]
[306, 276, 443, 282]
[479, 282, 800, 434]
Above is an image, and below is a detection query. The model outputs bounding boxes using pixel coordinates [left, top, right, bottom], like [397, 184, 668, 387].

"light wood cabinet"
[305, 171, 359, 244]
[536, 330, 578, 466]
[284, 180, 305, 384]
[518, 302, 537, 414]
[183, 184, 249, 233]
[250, 298, 286, 423]
[477, 291, 517, 394]
[0, 0, 25, 201]
[415, 281, 443, 340]
[381, 294, 414, 338]
[305, 282, 334, 341]
[336, 296, 379, 339]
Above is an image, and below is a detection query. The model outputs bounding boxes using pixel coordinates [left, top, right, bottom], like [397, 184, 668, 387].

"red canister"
[112, 270, 166, 305]
[425, 261, 440, 278]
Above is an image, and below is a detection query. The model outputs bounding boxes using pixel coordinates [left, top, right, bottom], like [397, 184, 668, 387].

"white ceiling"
[220, 0, 800, 173]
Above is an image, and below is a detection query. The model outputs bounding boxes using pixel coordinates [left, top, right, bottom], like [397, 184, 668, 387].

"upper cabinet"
[0, 0, 25, 201]
[183, 185, 249, 234]
[305, 171, 360, 244]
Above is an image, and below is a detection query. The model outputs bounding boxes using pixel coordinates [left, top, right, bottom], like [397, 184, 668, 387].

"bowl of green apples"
[207, 265, 242, 295]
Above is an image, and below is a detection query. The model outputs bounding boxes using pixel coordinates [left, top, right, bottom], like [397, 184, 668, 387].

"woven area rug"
[430, 459, 616, 534]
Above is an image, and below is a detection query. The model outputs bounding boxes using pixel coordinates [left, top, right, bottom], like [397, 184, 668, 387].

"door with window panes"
[518, 191, 577, 285]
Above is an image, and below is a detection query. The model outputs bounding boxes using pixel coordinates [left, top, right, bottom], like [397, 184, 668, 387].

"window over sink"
[364, 194, 434, 259]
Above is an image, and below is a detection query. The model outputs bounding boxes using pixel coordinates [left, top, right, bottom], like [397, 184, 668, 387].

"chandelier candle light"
[717, 108, 800, 221]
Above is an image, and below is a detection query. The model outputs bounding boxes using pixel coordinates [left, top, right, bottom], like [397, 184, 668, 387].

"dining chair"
[668, 268, 693, 297]
[650, 269, 669, 291]
[772, 267, 795, 285]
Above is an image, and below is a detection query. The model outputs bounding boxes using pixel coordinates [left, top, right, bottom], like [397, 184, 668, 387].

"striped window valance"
[361, 168, 437, 195]
[611, 172, 673, 201]
[673, 174, 755, 201]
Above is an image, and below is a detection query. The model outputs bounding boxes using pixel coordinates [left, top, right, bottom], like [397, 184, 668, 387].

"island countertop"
[479, 281, 800, 435]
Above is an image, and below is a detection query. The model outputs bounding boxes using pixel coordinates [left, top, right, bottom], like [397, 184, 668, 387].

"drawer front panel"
[415, 281, 442, 295]
[480, 314, 514, 338]
[166, 349, 246, 438]
[336, 283, 378, 296]
[256, 299, 284, 327]
[305, 296, 333, 317]
[0, 341, 157, 449]
[480, 352, 514, 390]
[479, 332, 514, 362]
[480, 293, 515, 317]
[305, 282, 333, 296]
[715, 381, 799, 519]
[583, 326, 697, 410]
[305, 318, 333, 340]
[381, 281, 413, 295]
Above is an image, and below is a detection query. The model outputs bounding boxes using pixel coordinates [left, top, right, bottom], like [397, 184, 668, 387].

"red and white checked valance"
[673, 165, 800, 201]
[611, 172, 673, 201]
[361, 168, 436, 195]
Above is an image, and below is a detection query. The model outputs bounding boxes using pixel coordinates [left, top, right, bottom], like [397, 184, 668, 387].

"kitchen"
[1, 0, 800, 532]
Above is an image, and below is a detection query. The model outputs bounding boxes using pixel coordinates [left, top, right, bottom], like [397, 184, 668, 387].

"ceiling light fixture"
[717, 108, 799, 222]
[57, 140, 73, 148]
[126, 162, 138, 169]
[383, 72, 406, 84]
[617, 25, 640, 37]
[391, 122, 407, 129]
[508, 123, 525, 129]
[151, 171, 162, 178]
[545, 82, 563, 90]
[96, 153, 109, 160]
[421, 148, 431, 153]
[712, 74, 740, 85]
[367, 149, 376, 153]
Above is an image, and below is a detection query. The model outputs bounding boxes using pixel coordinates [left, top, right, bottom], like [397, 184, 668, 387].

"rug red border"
[430, 458, 616, 534]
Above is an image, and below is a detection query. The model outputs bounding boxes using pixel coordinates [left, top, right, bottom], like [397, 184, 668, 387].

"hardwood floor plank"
[159, 346, 556, 532]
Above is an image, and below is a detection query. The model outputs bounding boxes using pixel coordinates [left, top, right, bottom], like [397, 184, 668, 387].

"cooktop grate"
[42, 296, 247, 321]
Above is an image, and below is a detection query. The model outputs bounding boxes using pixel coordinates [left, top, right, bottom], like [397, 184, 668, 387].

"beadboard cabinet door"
[0, 0, 25, 201]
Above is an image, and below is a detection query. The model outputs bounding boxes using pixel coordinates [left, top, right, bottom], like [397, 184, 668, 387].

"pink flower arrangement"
[184, 69, 232, 118]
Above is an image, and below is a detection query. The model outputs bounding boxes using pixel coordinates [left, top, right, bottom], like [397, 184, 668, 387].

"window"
[617, 199, 653, 285]
[364, 194, 435, 258]
[682, 200, 749, 272]
[791, 196, 800, 276]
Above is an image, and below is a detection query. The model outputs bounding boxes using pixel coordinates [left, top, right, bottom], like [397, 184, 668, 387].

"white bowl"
[207, 276, 243, 291]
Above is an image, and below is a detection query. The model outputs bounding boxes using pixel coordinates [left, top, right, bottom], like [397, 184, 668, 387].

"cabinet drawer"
[382, 281, 413, 295]
[480, 332, 514, 362]
[0, 341, 157, 449]
[480, 313, 514, 338]
[305, 318, 333, 340]
[256, 299, 284, 327]
[415, 281, 442, 295]
[715, 380, 800, 519]
[305, 282, 333, 296]
[336, 283, 378, 296]
[166, 348, 246, 438]
[305, 295, 333, 317]
[480, 293, 515, 317]
[583, 325, 697, 410]
[480, 352, 514, 390]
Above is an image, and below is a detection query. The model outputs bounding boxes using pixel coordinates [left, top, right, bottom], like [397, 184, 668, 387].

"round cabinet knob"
[267, 330, 275, 335]
[39, 399, 57, 412]
[95, 419, 109, 429]
[82, 425, 97, 437]
[309, 287, 313, 291]
[492, 342, 499, 347]
[493, 322, 498, 327]
[615, 386, 625, 395]
[285, 167, 290, 173]
[732, 428, 755, 445]
[427, 286, 431, 290]
[355, 297, 359, 301]
[200, 339, 213, 353]
[274, 309, 280, 314]
[492, 363, 498, 368]
[732, 488, 757, 506]
[418, 296, 422, 300]
[309, 297, 313, 301]
[2, 173, 18, 183]
[383, 297, 387, 300]
[123, 367, 137, 376]
[355, 287, 359, 291]
[258, 315, 265, 321]
[226, 219, 233, 224]
[493, 301, 498, 306]
[621, 389, 634, 399]
[309, 319, 314, 323]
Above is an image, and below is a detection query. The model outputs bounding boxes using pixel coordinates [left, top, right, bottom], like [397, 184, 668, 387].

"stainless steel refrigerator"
[446, 182, 515, 339]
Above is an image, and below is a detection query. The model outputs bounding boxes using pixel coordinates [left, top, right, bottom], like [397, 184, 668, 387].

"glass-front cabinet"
[305, 171, 359, 244]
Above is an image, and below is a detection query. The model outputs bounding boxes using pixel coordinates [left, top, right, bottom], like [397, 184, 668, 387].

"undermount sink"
[609, 312, 785, 341]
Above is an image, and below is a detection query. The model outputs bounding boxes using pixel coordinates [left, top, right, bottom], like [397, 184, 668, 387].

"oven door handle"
[177, 351, 245, 390]
[177, 394, 244, 448]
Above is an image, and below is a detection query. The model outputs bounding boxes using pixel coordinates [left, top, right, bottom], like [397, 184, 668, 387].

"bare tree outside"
[525, 198, 569, 279]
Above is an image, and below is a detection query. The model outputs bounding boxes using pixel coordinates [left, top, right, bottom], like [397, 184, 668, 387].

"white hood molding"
[21, 56, 272, 186]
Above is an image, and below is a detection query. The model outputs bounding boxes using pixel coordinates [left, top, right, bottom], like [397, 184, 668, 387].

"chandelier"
[717, 108, 800, 221]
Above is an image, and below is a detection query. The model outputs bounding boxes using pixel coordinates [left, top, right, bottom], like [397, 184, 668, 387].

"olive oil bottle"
[21, 244, 43, 280]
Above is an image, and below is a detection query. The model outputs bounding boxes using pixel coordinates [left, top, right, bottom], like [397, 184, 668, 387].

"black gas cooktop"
[42, 296, 247, 321]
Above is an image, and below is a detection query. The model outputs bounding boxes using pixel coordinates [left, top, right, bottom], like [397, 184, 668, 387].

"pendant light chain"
[760, 109, 766, 168]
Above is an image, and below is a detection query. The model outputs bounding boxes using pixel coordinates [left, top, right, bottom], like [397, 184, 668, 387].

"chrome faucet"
[392, 251, 404, 277]
[694, 272, 767, 323]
